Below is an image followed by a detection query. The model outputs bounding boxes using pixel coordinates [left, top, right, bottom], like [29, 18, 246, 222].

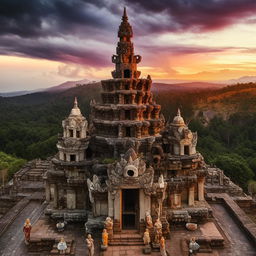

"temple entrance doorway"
[122, 189, 139, 230]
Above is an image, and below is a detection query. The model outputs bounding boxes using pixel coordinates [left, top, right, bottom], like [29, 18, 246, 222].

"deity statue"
[143, 229, 151, 245]
[23, 218, 32, 245]
[102, 229, 108, 247]
[57, 237, 67, 254]
[160, 236, 167, 256]
[189, 237, 200, 255]
[145, 211, 153, 228]
[104, 217, 113, 231]
[86, 234, 95, 256]
[154, 218, 162, 244]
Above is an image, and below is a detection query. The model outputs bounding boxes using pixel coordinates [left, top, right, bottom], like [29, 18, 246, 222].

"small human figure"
[86, 234, 94, 256]
[143, 228, 151, 245]
[57, 237, 67, 254]
[189, 237, 200, 255]
[104, 217, 113, 231]
[23, 218, 32, 245]
[160, 236, 167, 256]
[145, 211, 153, 228]
[102, 229, 108, 247]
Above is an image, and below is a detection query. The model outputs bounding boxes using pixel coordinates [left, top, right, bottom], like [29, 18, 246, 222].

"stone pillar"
[53, 184, 58, 208]
[67, 189, 76, 209]
[188, 185, 195, 206]
[108, 191, 114, 218]
[114, 190, 121, 221]
[139, 189, 151, 220]
[45, 182, 51, 202]
[198, 177, 205, 201]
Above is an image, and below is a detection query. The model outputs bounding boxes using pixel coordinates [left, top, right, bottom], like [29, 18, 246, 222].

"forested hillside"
[1, 82, 256, 190]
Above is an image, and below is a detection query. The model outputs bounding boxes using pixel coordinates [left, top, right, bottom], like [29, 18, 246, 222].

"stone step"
[109, 241, 144, 246]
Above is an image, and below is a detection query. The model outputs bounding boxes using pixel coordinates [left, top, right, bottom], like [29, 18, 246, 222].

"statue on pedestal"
[57, 237, 67, 254]
[23, 218, 32, 245]
[86, 234, 95, 256]
[143, 228, 152, 254]
[160, 236, 167, 256]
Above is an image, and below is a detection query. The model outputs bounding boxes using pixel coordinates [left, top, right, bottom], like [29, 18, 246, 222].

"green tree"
[213, 153, 254, 191]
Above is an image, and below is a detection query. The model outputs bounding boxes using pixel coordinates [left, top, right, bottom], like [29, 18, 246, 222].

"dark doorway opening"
[125, 110, 130, 120]
[184, 145, 190, 155]
[124, 69, 131, 78]
[125, 127, 131, 137]
[122, 189, 139, 229]
[70, 154, 76, 161]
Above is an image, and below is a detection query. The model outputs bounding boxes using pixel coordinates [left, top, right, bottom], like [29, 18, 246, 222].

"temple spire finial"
[122, 7, 128, 21]
[74, 97, 78, 108]
[177, 108, 181, 116]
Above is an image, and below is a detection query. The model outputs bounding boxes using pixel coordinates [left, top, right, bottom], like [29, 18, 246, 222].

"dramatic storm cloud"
[1, 0, 256, 91]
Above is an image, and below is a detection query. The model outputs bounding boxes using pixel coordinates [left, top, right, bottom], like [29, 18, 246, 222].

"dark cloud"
[126, 0, 256, 32]
[0, 0, 256, 66]
[0, 36, 108, 67]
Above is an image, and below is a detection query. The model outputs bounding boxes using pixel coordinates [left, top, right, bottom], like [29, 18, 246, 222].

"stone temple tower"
[57, 97, 89, 162]
[90, 7, 165, 158]
[45, 98, 90, 221]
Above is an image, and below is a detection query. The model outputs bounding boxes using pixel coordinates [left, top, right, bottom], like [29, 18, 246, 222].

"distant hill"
[45, 78, 91, 92]
[0, 79, 226, 98]
[152, 82, 225, 91]
[224, 76, 256, 85]
[194, 83, 256, 122]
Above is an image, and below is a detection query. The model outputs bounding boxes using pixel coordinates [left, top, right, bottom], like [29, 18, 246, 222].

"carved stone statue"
[23, 218, 32, 245]
[102, 229, 108, 247]
[154, 218, 162, 244]
[145, 211, 153, 228]
[57, 237, 67, 254]
[86, 234, 94, 256]
[160, 236, 167, 256]
[143, 229, 151, 245]
[105, 217, 113, 231]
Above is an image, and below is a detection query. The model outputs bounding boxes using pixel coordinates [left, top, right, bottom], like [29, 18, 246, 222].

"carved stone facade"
[44, 8, 210, 232]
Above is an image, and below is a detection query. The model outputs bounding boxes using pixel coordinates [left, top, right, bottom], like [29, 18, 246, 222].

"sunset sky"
[1, 0, 256, 92]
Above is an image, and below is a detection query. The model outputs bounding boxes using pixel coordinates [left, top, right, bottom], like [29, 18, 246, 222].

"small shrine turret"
[163, 109, 197, 156]
[57, 97, 89, 162]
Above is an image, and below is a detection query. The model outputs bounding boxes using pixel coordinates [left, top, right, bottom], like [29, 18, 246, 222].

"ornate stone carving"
[106, 148, 154, 191]
[87, 175, 107, 203]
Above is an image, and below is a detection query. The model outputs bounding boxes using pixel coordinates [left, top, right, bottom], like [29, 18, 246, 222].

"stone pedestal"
[152, 243, 160, 252]
[143, 245, 151, 254]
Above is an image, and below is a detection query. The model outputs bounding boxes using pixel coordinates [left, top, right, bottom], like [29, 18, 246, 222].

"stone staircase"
[25, 160, 51, 182]
[109, 230, 144, 246]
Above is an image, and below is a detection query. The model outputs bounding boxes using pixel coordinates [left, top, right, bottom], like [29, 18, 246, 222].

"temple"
[44, 7, 209, 235]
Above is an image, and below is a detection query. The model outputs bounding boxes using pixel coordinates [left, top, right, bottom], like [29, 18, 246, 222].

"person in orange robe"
[23, 218, 32, 244]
